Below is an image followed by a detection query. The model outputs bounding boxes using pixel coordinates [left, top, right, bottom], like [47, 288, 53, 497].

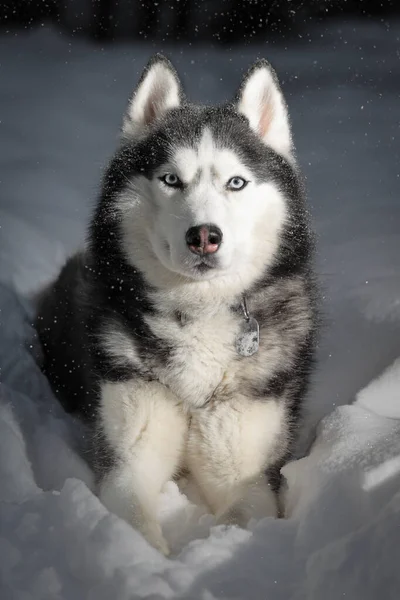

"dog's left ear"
[235, 59, 292, 159]
[122, 54, 183, 136]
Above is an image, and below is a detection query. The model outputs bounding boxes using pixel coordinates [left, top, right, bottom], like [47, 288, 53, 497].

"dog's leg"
[187, 397, 287, 526]
[97, 380, 187, 555]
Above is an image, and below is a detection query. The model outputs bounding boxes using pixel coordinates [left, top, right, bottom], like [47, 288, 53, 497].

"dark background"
[1, 0, 399, 43]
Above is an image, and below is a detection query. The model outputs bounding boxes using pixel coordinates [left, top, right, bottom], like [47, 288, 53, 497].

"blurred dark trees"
[0, 1, 398, 43]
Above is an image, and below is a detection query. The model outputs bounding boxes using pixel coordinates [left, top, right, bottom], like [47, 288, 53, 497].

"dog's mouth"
[194, 261, 214, 274]
[169, 253, 221, 279]
[191, 255, 220, 274]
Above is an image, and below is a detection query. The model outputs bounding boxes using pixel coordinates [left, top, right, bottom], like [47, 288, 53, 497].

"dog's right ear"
[122, 54, 183, 136]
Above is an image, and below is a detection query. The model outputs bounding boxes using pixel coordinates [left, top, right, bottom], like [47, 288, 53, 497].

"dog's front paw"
[140, 520, 170, 556]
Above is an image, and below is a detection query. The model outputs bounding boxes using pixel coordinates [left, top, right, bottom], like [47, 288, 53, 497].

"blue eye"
[227, 176, 248, 191]
[160, 173, 182, 188]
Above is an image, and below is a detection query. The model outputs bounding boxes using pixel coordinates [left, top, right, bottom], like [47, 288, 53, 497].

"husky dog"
[36, 55, 318, 555]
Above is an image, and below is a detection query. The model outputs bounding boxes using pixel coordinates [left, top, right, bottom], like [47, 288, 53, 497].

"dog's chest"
[147, 310, 239, 408]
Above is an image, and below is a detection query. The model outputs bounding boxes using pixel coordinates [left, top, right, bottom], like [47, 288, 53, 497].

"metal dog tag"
[236, 316, 259, 357]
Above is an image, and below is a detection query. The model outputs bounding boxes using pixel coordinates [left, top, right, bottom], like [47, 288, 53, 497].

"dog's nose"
[185, 224, 223, 255]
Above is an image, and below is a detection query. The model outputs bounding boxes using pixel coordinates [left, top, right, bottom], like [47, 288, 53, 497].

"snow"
[1, 19, 400, 599]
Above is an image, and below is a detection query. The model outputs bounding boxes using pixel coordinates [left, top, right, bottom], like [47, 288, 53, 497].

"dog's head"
[99, 55, 305, 292]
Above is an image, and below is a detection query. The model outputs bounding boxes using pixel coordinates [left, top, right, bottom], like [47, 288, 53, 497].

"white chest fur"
[146, 309, 239, 408]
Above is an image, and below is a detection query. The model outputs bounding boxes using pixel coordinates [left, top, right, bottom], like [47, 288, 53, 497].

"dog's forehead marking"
[172, 127, 247, 184]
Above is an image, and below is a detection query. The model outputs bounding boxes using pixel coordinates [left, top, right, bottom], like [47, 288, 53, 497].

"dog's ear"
[235, 59, 292, 159]
[122, 54, 183, 136]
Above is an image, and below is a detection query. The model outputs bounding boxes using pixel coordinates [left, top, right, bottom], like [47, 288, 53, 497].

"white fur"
[237, 64, 293, 159]
[99, 378, 284, 554]
[98, 380, 187, 555]
[187, 397, 284, 521]
[119, 127, 287, 310]
[145, 305, 238, 409]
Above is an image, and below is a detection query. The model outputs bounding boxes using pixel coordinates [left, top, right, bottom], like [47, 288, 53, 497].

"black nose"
[185, 224, 223, 255]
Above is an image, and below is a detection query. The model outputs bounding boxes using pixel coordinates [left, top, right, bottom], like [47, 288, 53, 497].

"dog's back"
[35, 253, 96, 418]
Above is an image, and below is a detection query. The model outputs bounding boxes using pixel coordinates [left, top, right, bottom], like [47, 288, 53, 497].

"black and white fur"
[36, 55, 318, 555]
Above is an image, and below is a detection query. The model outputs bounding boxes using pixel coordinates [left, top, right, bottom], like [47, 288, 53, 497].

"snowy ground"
[1, 19, 400, 599]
